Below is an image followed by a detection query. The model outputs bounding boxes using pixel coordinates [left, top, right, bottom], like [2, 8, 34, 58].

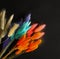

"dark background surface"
[0, 0, 60, 59]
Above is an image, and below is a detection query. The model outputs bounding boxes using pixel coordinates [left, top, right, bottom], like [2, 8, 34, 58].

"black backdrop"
[0, 0, 60, 59]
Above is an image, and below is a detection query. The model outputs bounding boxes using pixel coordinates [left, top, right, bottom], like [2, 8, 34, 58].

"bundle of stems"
[0, 9, 46, 59]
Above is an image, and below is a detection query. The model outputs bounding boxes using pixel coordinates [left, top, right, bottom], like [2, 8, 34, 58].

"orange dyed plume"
[31, 32, 45, 40]
[27, 23, 38, 36]
[34, 24, 46, 32]
[27, 31, 33, 37]
[15, 38, 31, 55]
[26, 39, 42, 53]
[17, 34, 26, 45]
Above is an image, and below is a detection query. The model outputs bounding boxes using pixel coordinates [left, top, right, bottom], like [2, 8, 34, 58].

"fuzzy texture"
[0, 10, 46, 59]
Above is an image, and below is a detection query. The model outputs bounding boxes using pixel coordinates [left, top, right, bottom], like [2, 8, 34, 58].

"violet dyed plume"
[24, 13, 31, 22]
[3, 37, 11, 48]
